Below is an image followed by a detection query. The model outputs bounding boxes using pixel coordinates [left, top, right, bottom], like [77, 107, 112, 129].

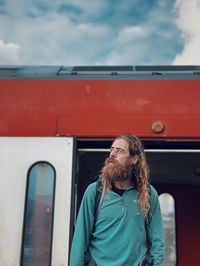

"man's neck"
[114, 179, 134, 190]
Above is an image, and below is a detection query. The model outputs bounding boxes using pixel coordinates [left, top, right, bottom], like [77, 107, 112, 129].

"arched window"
[159, 193, 177, 266]
[21, 162, 56, 266]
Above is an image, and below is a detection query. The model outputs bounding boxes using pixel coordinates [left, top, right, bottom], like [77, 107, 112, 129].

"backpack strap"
[94, 173, 104, 219]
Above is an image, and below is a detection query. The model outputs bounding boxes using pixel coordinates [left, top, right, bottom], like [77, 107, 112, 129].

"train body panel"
[1, 65, 200, 266]
[0, 137, 74, 266]
[0, 66, 200, 138]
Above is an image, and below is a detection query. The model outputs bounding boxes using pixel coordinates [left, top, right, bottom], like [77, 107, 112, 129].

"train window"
[21, 162, 56, 266]
[159, 193, 176, 266]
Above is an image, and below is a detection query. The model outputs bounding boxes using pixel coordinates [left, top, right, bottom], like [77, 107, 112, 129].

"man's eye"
[110, 148, 125, 154]
[117, 149, 124, 154]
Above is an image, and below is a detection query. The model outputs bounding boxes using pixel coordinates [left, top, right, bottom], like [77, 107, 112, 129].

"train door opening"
[75, 141, 200, 266]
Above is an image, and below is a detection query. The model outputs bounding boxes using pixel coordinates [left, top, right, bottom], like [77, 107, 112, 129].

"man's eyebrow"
[110, 146, 126, 152]
[117, 147, 125, 152]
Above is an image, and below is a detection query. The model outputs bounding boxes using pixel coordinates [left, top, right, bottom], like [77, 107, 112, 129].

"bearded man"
[70, 135, 164, 266]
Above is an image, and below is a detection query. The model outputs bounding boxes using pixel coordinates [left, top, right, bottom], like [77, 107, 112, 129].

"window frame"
[20, 161, 56, 266]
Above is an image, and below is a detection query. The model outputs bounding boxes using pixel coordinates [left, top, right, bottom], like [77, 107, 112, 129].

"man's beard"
[102, 157, 134, 183]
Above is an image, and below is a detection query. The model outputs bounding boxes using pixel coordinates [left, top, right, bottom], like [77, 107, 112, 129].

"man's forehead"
[112, 139, 129, 151]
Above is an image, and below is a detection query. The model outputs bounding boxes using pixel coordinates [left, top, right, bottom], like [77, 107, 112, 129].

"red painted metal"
[0, 79, 200, 138]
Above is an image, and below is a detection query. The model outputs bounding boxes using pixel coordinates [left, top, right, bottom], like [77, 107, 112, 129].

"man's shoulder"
[85, 181, 98, 193]
[148, 184, 159, 198]
[81, 182, 97, 203]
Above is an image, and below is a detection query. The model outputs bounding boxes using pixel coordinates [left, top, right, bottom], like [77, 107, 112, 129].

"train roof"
[0, 65, 200, 80]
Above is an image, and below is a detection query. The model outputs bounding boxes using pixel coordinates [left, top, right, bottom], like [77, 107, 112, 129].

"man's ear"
[131, 155, 139, 165]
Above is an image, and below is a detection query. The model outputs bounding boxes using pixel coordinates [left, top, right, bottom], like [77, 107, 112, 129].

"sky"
[0, 0, 200, 66]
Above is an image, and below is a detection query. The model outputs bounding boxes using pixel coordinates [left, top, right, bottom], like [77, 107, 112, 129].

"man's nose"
[110, 149, 116, 158]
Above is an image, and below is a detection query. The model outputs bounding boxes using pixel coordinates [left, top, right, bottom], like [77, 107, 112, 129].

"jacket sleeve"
[148, 186, 165, 266]
[69, 182, 96, 266]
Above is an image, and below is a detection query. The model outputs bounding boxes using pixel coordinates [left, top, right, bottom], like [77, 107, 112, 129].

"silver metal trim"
[78, 148, 200, 153]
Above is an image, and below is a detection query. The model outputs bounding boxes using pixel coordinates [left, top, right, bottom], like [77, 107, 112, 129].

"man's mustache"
[105, 157, 118, 165]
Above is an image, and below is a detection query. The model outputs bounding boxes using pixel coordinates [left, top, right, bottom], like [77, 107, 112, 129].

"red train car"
[0, 65, 200, 266]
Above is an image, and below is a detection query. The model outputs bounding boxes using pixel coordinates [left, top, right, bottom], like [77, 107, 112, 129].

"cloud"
[0, 40, 21, 64]
[19, 15, 113, 65]
[0, 0, 183, 65]
[1, 0, 107, 22]
[172, 0, 200, 64]
[0, 3, 113, 65]
[117, 26, 148, 44]
[97, 1, 181, 65]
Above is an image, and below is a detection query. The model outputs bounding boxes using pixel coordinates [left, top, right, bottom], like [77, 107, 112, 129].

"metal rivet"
[152, 121, 165, 134]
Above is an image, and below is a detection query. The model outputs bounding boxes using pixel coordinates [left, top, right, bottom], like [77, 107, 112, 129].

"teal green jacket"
[70, 182, 164, 266]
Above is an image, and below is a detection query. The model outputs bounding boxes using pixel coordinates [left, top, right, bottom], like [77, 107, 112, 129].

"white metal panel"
[0, 137, 74, 266]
